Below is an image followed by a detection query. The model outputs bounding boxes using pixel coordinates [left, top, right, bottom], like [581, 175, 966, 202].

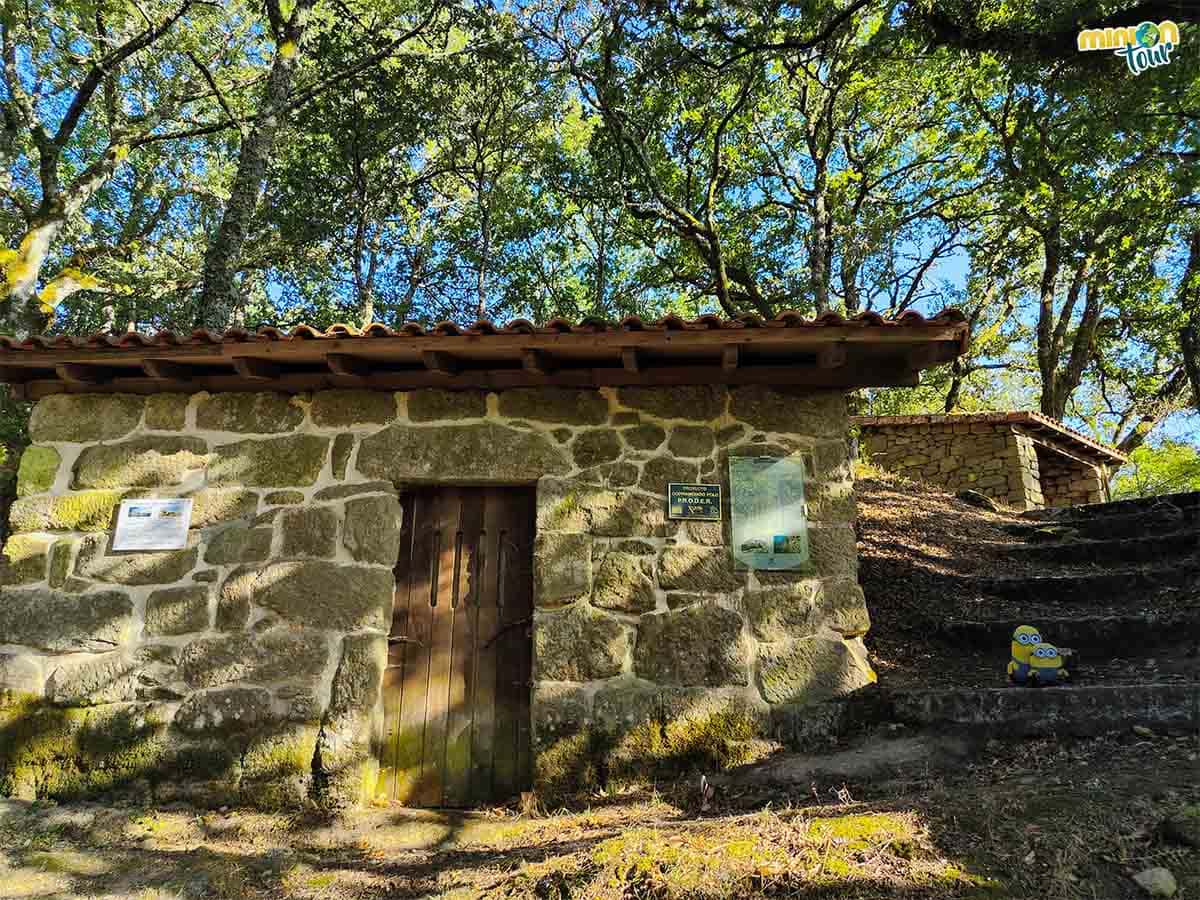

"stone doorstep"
[886, 683, 1200, 737]
[992, 530, 1200, 566]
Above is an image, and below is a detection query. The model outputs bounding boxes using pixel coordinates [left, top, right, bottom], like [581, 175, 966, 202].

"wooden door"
[378, 486, 534, 807]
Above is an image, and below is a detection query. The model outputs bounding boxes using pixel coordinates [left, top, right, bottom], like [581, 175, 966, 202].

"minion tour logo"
[1077, 20, 1180, 75]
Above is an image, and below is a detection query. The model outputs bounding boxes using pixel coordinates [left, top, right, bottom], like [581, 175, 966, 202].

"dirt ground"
[0, 729, 1197, 899]
[2, 472, 1196, 899]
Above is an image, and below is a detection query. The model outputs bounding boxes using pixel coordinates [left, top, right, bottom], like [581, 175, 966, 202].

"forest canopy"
[0, 0, 1196, 463]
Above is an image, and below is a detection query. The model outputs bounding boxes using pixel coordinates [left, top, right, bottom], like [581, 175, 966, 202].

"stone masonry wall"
[0, 385, 870, 807]
[1032, 442, 1107, 507]
[860, 421, 1042, 510]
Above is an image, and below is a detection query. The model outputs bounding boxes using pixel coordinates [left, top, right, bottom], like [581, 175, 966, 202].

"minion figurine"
[1029, 643, 1068, 686]
[1007, 625, 1041, 685]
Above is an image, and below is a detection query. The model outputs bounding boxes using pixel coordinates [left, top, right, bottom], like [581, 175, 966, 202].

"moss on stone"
[310, 390, 396, 427]
[571, 430, 622, 468]
[72, 437, 209, 489]
[74, 534, 198, 585]
[497, 388, 608, 425]
[144, 393, 190, 430]
[46, 541, 72, 588]
[145, 586, 210, 637]
[343, 495, 402, 564]
[358, 423, 569, 483]
[29, 394, 144, 443]
[196, 392, 304, 433]
[16, 446, 60, 496]
[0, 699, 169, 801]
[280, 506, 339, 558]
[0, 534, 52, 585]
[533, 730, 603, 798]
[331, 433, 354, 479]
[264, 490, 305, 505]
[407, 389, 487, 421]
[209, 435, 330, 487]
[9, 490, 126, 533]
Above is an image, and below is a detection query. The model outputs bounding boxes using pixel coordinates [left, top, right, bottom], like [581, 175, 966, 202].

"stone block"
[0, 653, 43, 701]
[343, 494, 402, 565]
[9, 491, 125, 533]
[497, 388, 608, 425]
[0, 535, 51, 586]
[658, 546, 742, 592]
[314, 481, 394, 501]
[755, 635, 875, 704]
[189, 489, 259, 526]
[279, 506, 339, 558]
[74, 534, 198, 585]
[634, 604, 749, 686]
[741, 582, 818, 642]
[145, 586, 210, 637]
[617, 386, 724, 421]
[316, 633, 387, 807]
[639, 456, 700, 495]
[264, 490, 305, 505]
[16, 446, 60, 496]
[668, 426, 715, 458]
[534, 605, 629, 681]
[331, 433, 354, 479]
[72, 437, 209, 489]
[358, 423, 568, 483]
[220, 562, 393, 631]
[29, 394, 143, 442]
[0, 588, 132, 652]
[532, 682, 591, 746]
[196, 392, 304, 433]
[173, 687, 274, 734]
[816, 579, 871, 637]
[619, 423, 665, 452]
[209, 435, 329, 487]
[591, 552, 656, 614]
[310, 390, 396, 426]
[571, 430, 622, 468]
[406, 389, 487, 421]
[144, 393, 190, 430]
[805, 524, 857, 576]
[44, 651, 141, 705]
[729, 387, 844, 436]
[178, 629, 329, 689]
[534, 533, 592, 607]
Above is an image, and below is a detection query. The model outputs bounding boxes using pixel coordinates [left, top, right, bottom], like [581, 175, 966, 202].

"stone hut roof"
[851, 411, 1128, 465]
[0, 309, 969, 399]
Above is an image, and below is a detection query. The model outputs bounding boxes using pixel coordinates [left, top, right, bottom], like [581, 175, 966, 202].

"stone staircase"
[883, 491, 1200, 737]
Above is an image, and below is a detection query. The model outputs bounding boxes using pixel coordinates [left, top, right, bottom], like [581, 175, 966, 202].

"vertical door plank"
[512, 490, 535, 792]
[443, 491, 482, 807]
[378, 493, 415, 800]
[394, 490, 435, 805]
[469, 489, 503, 802]
[419, 487, 459, 807]
[490, 494, 524, 800]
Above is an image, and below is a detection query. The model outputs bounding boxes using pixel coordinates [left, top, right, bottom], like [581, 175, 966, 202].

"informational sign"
[667, 483, 722, 521]
[728, 457, 809, 570]
[112, 498, 193, 551]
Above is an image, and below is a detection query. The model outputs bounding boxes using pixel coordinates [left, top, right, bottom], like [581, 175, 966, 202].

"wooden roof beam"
[621, 348, 641, 373]
[232, 356, 281, 380]
[326, 353, 372, 377]
[421, 350, 458, 375]
[817, 344, 847, 368]
[522, 349, 555, 375]
[55, 362, 117, 385]
[142, 358, 195, 380]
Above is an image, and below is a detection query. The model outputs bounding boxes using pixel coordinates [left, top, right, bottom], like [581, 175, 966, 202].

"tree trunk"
[1035, 230, 1062, 417]
[194, 1, 314, 329]
[0, 220, 60, 337]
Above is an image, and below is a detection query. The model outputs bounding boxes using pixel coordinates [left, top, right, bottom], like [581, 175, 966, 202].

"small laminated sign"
[112, 498, 193, 551]
[667, 483, 722, 521]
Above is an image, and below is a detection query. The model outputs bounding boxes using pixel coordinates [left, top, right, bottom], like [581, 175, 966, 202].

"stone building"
[852, 412, 1127, 510]
[0, 311, 966, 808]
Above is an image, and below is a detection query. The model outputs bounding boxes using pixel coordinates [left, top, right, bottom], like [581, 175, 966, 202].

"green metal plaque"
[667, 483, 722, 520]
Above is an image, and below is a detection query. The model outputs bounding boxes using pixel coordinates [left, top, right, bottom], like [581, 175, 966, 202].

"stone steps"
[933, 611, 1200, 656]
[887, 683, 1200, 736]
[1004, 505, 1199, 542]
[963, 563, 1200, 605]
[1020, 490, 1200, 523]
[995, 531, 1199, 566]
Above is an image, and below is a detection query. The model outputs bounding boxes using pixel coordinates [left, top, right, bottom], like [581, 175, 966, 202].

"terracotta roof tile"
[0, 308, 968, 353]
